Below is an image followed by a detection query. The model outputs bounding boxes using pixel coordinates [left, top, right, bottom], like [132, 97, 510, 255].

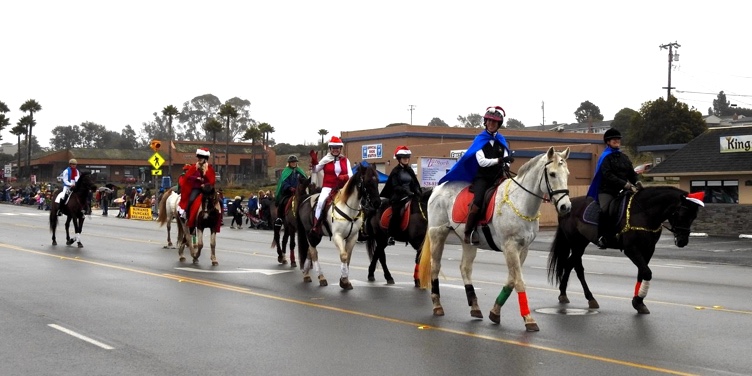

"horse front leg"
[309, 245, 327, 287]
[209, 230, 218, 266]
[65, 217, 74, 246]
[333, 234, 354, 290]
[624, 247, 653, 314]
[288, 227, 297, 268]
[490, 243, 539, 332]
[75, 217, 84, 248]
[165, 221, 174, 249]
[193, 229, 203, 264]
[459, 243, 482, 318]
[376, 236, 394, 284]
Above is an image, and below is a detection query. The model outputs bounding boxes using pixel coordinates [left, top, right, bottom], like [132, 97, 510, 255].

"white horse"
[296, 163, 381, 289]
[418, 147, 571, 332]
[156, 188, 196, 263]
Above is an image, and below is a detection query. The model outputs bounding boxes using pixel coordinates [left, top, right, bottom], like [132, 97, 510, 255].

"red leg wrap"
[518, 292, 530, 317]
[634, 281, 642, 297]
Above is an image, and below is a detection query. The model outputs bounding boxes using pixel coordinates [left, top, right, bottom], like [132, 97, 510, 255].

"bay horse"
[418, 147, 571, 331]
[50, 171, 97, 247]
[271, 175, 313, 267]
[296, 163, 381, 289]
[547, 186, 704, 314]
[156, 188, 183, 249]
[365, 187, 433, 286]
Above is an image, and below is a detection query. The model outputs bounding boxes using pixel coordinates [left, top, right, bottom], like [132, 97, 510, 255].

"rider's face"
[197, 157, 208, 166]
[485, 119, 500, 132]
[607, 138, 621, 149]
[330, 146, 342, 155]
[399, 156, 410, 165]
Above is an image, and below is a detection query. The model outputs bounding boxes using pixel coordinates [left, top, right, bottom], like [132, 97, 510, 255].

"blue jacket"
[439, 130, 509, 184]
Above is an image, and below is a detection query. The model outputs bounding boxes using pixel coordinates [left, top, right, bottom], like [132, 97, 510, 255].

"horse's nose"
[559, 203, 571, 214]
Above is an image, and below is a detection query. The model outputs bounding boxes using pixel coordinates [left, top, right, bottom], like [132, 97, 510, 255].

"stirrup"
[387, 237, 395, 246]
[597, 236, 607, 249]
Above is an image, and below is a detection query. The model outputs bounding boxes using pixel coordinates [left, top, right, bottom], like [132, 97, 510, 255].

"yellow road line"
[1, 242, 699, 376]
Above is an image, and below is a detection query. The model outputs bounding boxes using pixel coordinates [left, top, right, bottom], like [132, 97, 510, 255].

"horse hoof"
[386, 278, 395, 285]
[303, 276, 312, 283]
[632, 297, 650, 314]
[636, 306, 650, 314]
[320, 279, 328, 287]
[588, 299, 600, 309]
[489, 311, 501, 324]
[277, 255, 285, 264]
[339, 278, 353, 290]
[77, 243, 83, 248]
[558, 295, 570, 304]
[52, 241, 57, 246]
[367, 275, 375, 282]
[192, 259, 199, 264]
[212, 261, 218, 266]
[525, 323, 540, 332]
[66, 239, 74, 246]
[470, 309, 483, 319]
[291, 261, 297, 268]
[179, 257, 186, 262]
[433, 307, 445, 316]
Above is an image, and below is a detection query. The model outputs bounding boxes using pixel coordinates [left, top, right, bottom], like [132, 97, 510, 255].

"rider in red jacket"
[178, 148, 216, 220]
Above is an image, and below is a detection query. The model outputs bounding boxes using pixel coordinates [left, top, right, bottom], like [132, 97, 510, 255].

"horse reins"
[505, 161, 570, 210]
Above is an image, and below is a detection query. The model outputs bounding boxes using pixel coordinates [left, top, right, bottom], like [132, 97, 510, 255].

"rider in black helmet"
[274, 155, 308, 229]
[588, 128, 641, 248]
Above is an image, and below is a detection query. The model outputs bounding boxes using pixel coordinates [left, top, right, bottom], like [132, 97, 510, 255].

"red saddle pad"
[379, 201, 411, 231]
[451, 186, 498, 224]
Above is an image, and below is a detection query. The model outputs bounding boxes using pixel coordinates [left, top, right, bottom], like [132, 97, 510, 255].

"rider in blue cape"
[587, 128, 641, 248]
[440, 106, 513, 244]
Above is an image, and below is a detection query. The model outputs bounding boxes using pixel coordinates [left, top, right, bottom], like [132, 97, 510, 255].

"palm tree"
[257, 123, 274, 180]
[242, 126, 262, 178]
[20, 99, 42, 180]
[203, 118, 224, 167]
[10, 122, 27, 180]
[0, 101, 10, 136]
[318, 129, 328, 144]
[162, 105, 179, 178]
[218, 103, 239, 183]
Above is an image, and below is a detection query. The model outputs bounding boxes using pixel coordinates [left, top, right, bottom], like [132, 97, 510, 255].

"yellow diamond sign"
[148, 152, 165, 169]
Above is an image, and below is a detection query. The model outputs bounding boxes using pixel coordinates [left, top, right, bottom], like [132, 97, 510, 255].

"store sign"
[720, 135, 752, 153]
[361, 144, 382, 159]
[449, 149, 465, 159]
[418, 157, 457, 187]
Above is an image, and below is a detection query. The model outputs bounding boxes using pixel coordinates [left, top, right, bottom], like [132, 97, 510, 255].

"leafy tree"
[0, 101, 9, 139]
[138, 112, 171, 146]
[456, 113, 482, 128]
[610, 108, 639, 138]
[625, 96, 707, 154]
[80, 121, 108, 148]
[10, 123, 25, 178]
[574, 100, 604, 123]
[203, 118, 224, 166]
[218, 102, 239, 180]
[176, 94, 222, 141]
[224, 97, 253, 141]
[20, 99, 41, 180]
[120, 125, 138, 149]
[505, 118, 525, 129]
[713, 91, 731, 116]
[50, 125, 81, 150]
[428, 117, 449, 127]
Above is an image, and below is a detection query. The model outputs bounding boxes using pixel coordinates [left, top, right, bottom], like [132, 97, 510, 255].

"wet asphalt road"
[1, 203, 751, 376]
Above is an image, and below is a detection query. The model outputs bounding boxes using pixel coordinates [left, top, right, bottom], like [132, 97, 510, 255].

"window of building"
[690, 180, 739, 204]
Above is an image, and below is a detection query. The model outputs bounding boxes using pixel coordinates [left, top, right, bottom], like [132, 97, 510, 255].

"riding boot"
[387, 204, 401, 246]
[310, 217, 321, 235]
[464, 204, 481, 245]
[597, 211, 609, 249]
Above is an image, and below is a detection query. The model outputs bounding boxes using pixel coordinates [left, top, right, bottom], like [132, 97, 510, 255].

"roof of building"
[647, 126, 752, 175]
[521, 120, 613, 133]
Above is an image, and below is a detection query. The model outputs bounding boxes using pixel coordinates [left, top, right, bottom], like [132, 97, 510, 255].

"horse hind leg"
[288, 226, 296, 268]
[209, 231, 218, 266]
[460, 242, 482, 318]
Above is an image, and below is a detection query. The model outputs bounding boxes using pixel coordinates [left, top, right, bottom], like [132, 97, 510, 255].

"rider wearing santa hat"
[380, 146, 422, 245]
[178, 148, 217, 221]
[310, 136, 353, 235]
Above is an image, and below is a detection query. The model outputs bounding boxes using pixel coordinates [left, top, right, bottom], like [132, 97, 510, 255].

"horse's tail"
[157, 189, 171, 227]
[365, 218, 376, 261]
[547, 225, 570, 286]
[49, 202, 58, 232]
[271, 220, 281, 249]
[417, 230, 432, 290]
[296, 201, 310, 268]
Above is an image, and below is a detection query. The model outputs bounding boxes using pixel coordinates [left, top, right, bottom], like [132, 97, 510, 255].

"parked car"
[121, 175, 137, 184]
[634, 163, 652, 175]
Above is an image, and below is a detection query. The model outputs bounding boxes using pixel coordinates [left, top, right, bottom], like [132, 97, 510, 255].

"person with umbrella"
[98, 185, 114, 216]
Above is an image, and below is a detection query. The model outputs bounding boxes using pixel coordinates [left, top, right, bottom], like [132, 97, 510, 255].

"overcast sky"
[2, 1, 750, 148]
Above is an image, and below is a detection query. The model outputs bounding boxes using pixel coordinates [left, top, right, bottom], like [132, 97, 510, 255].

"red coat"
[179, 164, 216, 210]
[322, 157, 350, 188]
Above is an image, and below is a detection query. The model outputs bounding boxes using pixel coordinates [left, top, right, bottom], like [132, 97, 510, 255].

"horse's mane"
[339, 165, 363, 202]
[72, 172, 95, 194]
[515, 153, 546, 178]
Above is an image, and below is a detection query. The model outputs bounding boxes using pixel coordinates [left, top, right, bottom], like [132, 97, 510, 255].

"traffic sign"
[148, 152, 165, 169]
[151, 169, 163, 176]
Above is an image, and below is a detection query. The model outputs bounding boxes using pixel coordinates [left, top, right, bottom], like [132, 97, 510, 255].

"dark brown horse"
[189, 184, 222, 266]
[365, 187, 432, 286]
[49, 172, 97, 247]
[547, 186, 704, 314]
[271, 175, 313, 267]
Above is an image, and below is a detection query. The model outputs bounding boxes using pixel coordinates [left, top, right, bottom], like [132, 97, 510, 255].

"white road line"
[48, 324, 114, 350]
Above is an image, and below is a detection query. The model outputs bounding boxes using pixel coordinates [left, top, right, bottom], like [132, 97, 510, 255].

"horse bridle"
[506, 161, 570, 209]
[663, 199, 695, 235]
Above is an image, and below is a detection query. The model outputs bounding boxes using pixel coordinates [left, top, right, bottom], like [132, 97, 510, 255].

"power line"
[676, 90, 752, 97]
[659, 42, 680, 100]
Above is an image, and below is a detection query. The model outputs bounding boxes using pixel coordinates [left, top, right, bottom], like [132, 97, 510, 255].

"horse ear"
[560, 147, 570, 160]
[547, 146, 555, 160]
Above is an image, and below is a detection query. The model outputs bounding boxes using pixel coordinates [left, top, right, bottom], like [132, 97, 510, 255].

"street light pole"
[407, 105, 416, 125]
[660, 41, 680, 100]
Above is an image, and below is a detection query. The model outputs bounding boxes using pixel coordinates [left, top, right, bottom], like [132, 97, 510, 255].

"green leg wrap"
[495, 285, 514, 307]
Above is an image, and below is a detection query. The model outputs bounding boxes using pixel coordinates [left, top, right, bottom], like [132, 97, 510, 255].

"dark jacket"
[380, 164, 421, 200]
[598, 150, 638, 196]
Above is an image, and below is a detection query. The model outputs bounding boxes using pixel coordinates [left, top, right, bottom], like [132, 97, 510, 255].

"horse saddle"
[280, 195, 295, 216]
[451, 185, 499, 224]
[581, 194, 629, 226]
[379, 201, 411, 231]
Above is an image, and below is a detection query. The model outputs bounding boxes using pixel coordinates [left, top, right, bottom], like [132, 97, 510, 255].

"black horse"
[547, 186, 704, 314]
[365, 187, 432, 286]
[49, 171, 97, 247]
[272, 175, 314, 267]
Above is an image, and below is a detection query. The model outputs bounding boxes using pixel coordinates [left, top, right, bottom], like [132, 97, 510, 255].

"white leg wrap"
[341, 263, 349, 279]
[303, 258, 312, 273]
[638, 280, 650, 298]
[314, 261, 321, 276]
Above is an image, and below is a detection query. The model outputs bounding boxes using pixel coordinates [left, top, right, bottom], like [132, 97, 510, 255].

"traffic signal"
[150, 140, 162, 151]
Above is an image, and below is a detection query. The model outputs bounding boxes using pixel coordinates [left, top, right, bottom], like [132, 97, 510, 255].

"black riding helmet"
[287, 155, 298, 163]
[603, 128, 622, 143]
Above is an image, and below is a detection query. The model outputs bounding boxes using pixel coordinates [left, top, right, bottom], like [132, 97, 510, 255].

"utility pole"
[541, 101, 545, 125]
[659, 41, 680, 100]
[407, 105, 416, 125]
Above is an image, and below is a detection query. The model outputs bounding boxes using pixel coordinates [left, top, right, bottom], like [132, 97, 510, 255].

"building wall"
[693, 204, 752, 236]
[677, 174, 752, 204]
